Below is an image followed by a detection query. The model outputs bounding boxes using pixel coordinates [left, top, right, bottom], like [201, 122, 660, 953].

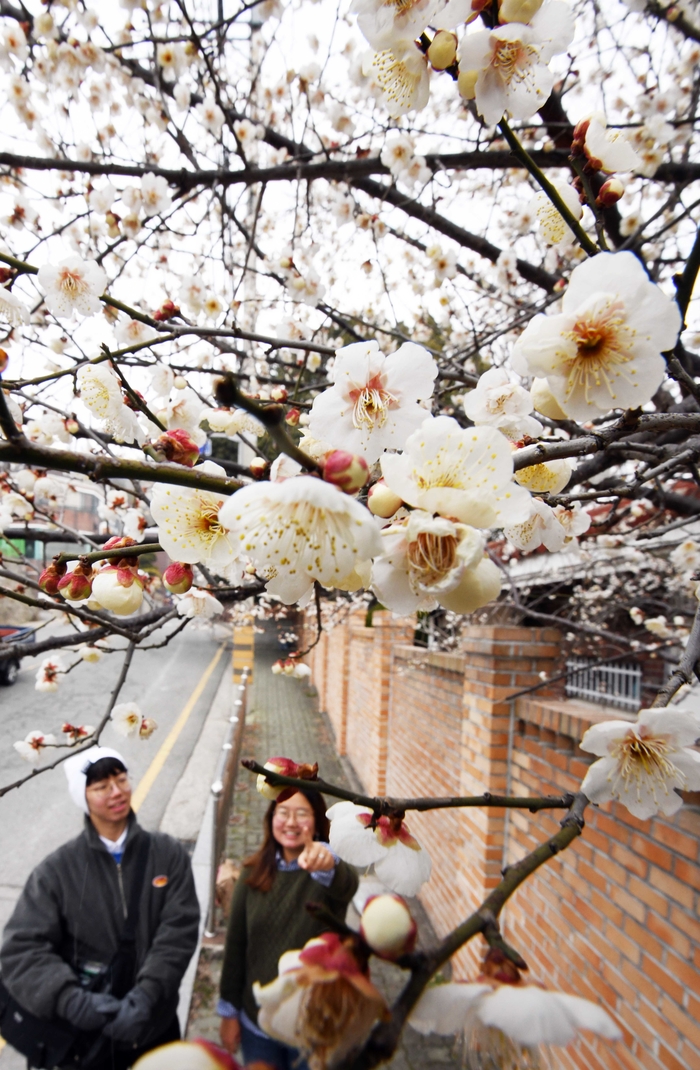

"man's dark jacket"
[0, 813, 199, 1048]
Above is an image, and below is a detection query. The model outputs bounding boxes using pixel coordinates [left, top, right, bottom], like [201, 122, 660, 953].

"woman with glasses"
[218, 786, 358, 1069]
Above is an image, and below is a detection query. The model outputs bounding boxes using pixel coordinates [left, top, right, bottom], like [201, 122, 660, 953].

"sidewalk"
[187, 627, 459, 1070]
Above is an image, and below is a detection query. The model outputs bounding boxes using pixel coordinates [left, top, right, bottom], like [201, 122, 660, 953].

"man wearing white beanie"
[0, 746, 200, 1069]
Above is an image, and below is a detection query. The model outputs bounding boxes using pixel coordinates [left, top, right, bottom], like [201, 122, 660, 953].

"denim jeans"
[240, 1021, 308, 1070]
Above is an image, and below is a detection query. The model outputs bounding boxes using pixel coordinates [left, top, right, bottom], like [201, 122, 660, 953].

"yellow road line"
[131, 643, 226, 812]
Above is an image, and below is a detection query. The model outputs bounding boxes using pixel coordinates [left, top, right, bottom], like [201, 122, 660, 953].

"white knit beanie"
[64, 746, 127, 813]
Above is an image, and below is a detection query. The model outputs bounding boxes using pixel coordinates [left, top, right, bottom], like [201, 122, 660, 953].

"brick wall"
[305, 615, 700, 1068]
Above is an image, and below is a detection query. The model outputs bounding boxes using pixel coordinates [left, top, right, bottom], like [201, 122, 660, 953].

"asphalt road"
[0, 620, 228, 939]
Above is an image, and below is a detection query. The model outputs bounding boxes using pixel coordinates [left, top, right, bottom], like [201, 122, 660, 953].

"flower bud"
[145, 428, 200, 467]
[360, 895, 417, 959]
[499, 0, 544, 22]
[367, 480, 403, 519]
[270, 386, 288, 402]
[0, 349, 8, 374]
[249, 457, 269, 480]
[323, 450, 369, 494]
[571, 117, 591, 154]
[293, 662, 311, 679]
[64, 418, 80, 436]
[102, 535, 137, 551]
[467, 0, 490, 20]
[427, 30, 457, 71]
[285, 408, 301, 427]
[57, 562, 93, 602]
[163, 561, 194, 594]
[91, 562, 144, 616]
[530, 377, 567, 421]
[256, 756, 319, 798]
[173, 375, 187, 390]
[39, 560, 67, 595]
[283, 658, 296, 675]
[596, 177, 625, 207]
[139, 717, 158, 739]
[153, 299, 180, 322]
[457, 68, 478, 100]
[271, 659, 284, 675]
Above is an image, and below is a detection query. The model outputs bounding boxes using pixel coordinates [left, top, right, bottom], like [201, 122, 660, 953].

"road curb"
[168, 659, 233, 1033]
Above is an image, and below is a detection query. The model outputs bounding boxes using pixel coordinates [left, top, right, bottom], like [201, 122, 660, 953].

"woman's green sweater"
[220, 861, 359, 1026]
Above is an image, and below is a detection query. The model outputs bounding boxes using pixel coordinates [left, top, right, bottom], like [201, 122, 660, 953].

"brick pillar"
[453, 625, 561, 976]
[325, 621, 352, 755]
[371, 613, 415, 794]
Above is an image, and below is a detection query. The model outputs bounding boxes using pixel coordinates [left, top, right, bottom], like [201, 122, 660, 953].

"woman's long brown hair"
[245, 787, 331, 892]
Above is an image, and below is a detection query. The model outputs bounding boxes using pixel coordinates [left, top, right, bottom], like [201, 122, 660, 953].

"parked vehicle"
[0, 626, 36, 685]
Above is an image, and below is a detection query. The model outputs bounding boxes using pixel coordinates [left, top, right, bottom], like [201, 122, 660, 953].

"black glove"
[102, 986, 154, 1044]
[56, 987, 122, 1031]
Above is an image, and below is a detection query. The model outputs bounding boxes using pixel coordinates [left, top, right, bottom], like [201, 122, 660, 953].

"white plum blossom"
[149, 364, 175, 398]
[367, 43, 431, 118]
[327, 801, 432, 896]
[371, 510, 500, 616]
[14, 731, 57, 765]
[111, 701, 143, 738]
[457, 3, 575, 126]
[253, 934, 387, 1070]
[514, 458, 572, 494]
[584, 117, 641, 174]
[463, 367, 542, 442]
[410, 981, 621, 1054]
[381, 415, 531, 529]
[0, 284, 29, 326]
[553, 501, 591, 540]
[352, 0, 443, 50]
[37, 256, 107, 318]
[580, 708, 700, 819]
[88, 183, 116, 214]
[504, 496, 566, 552]
[115, 317, 157, 348]
[35, 657, 64, 693]
[670, 539, 700, 574]
[150, 461, 238, 569]
[157, 391, 207, 446]
[207, 408, 266, 438]
[308, 339, 437, 463]
[218, 475, 382, 605]
[176, 588, 225, 618]
[77, 364, 145, 446]
[510, 252, 682, 421]
[141, 174, 172, 216]
[530, 183, 583, 245]
[197, 95, 225, 137]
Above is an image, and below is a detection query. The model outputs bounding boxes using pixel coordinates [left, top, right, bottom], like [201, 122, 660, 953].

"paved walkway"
[187, 626, 459, 1070]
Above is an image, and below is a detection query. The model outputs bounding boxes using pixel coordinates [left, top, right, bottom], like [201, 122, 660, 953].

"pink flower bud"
[283, 658, 296, 675]
[102, 535, 137, 551]
[163, 561, 194, 594]
[39, 560, 67, 595]
[285, 408, 301, 427]
[256, 756, 319, 798]
[323, 450, 369, 494]
[596, 177, 625, 207]
[360, 894, 417, 959]
[64, 418, 79, 435]
[139, 717, 158, 739]
[57, 562, 93, 602]
[145, 428, 201, 467]
[367, 480, 403, 519]
[271, 659, 284, 675]
[270, 386, 288, 402]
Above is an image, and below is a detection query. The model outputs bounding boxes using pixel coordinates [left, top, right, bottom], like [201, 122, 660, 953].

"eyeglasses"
[273, 807, 314, 824]
[86, 774, 130, 796]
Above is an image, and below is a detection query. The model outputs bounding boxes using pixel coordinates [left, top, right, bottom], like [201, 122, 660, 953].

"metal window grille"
[565, 658, 641, 710]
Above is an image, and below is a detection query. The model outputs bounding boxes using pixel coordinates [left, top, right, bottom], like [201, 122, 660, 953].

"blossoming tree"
[0, 0, 700, 1064]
